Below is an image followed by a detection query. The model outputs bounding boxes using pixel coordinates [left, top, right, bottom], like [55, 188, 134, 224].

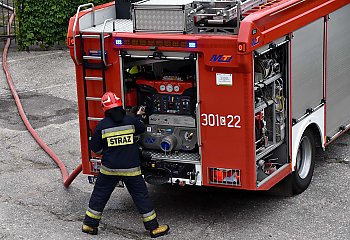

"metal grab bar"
[195, 102, 202, 147]
[0, 2, 14, 11]
[101, 18, 114, 66]
[72, 3, 95, 65]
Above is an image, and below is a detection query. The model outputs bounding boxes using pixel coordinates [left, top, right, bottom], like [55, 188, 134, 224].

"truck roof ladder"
[79, 28, 112, 166]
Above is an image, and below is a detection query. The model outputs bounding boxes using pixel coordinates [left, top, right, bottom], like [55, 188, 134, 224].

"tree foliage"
[15, 0, 112, 49]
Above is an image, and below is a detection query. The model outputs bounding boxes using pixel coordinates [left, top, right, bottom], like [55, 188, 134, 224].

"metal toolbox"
[132, 0, 194, 33]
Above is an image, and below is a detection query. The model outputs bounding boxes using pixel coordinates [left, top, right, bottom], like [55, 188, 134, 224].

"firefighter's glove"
[137, 106, 146, 119]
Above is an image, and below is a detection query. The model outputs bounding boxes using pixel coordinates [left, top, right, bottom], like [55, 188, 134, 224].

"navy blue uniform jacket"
[89, 115, 145, 169]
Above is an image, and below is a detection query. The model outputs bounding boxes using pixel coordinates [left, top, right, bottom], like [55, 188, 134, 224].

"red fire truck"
[67, 0, 350, 194]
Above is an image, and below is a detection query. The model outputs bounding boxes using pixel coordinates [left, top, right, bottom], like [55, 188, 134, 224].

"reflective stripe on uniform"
[101, 125, 135, 139]
[102, 125, 135, 134]
[86, 208, 102, 220]
[100, 165, 142, 176]
[142, 210, 157, 222]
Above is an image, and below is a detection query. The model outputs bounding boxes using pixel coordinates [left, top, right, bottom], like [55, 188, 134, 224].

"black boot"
[82, 224, 98, 235]
[150, 225, 170, 238]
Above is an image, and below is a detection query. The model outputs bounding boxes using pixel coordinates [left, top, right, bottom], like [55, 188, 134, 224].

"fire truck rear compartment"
[120, 41, 290, 186]
[120, 51, 200, 185]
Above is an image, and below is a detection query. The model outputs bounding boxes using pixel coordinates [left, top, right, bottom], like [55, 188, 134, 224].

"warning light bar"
[114, 38, 197, 49]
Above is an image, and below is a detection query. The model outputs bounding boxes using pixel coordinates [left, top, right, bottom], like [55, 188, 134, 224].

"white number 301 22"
[201, 113, 241, 128]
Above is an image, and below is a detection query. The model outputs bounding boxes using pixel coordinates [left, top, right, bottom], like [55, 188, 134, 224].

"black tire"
[292, 128, 316, 194]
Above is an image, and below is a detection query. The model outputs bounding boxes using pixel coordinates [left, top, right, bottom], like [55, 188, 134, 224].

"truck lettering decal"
[201, 113, 241, 128]
[210, 54, 233, 63]
[251, 36, 261, 47]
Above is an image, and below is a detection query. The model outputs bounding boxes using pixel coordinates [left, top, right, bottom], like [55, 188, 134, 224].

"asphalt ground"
[0, 47, 349, 240]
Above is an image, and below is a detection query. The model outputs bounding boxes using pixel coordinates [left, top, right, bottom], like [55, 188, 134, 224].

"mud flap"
[267, 174, 293, 197]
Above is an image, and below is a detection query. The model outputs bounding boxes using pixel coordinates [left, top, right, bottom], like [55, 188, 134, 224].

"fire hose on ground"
[2, 11, 82, 188]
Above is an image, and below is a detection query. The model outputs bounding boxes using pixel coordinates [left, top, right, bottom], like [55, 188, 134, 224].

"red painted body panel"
[195, 37, 256, 189]
[238, 0, 350, 54]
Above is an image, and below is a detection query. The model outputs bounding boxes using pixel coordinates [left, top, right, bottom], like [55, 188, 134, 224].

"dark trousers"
[84, 172, 159, 230]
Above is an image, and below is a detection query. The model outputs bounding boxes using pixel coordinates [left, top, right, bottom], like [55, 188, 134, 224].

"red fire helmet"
[101, 92, 122, 112]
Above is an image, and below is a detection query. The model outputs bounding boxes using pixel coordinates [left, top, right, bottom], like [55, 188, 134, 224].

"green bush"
[15, 0, 112, 50]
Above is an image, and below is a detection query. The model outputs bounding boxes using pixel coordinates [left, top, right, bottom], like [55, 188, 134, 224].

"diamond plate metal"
[145, 150, 200, 164]
[82, 19, 133, 33]
[135, 10, 185, 31]
[132, 0, 194, 33]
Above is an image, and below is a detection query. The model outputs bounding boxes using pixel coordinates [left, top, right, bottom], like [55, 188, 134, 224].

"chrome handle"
[72, 3, 95, 65]
[196, 102, 202, 147]
[101, 18, 114, 66]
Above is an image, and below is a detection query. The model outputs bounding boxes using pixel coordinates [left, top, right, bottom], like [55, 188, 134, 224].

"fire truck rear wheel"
[292, 128, 315, 194]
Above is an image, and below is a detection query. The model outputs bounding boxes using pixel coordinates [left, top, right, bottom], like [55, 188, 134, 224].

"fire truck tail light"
[208, 167, 241, 186]
[238, 42, 247, 53]
[67, 37, 74, 47]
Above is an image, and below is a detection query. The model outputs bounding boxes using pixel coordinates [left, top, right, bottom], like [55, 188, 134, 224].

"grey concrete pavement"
[0, 47, 349, 240]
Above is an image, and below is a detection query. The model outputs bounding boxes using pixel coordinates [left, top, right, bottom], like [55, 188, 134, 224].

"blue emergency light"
[115, 39, 123, 45]
[188, 41, 197, 48]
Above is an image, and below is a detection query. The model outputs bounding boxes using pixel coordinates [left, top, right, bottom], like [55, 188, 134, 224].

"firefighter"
[82, 92, 170, 238]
